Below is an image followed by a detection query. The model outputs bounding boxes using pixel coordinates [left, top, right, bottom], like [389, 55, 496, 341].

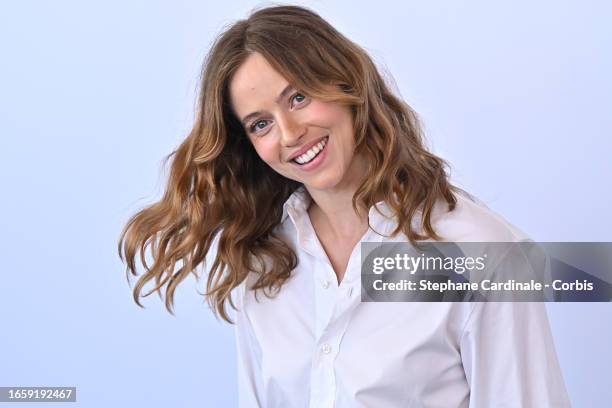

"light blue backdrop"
[1, 0, 610, 406]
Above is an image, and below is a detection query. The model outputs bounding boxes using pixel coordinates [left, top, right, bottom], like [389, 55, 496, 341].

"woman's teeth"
[294, 137, 327, 164]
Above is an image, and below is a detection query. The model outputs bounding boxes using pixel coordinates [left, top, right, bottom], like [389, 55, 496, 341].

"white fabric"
[229, 186, 571, 407]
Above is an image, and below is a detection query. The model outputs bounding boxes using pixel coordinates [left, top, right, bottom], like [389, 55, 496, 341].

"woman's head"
[195, 5, 390, 195]
[229, 51, 364, 193]
[118, 5, 459, 322]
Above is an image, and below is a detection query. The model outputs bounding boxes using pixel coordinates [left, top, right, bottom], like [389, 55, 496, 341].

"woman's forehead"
[229, 53, 291, 119]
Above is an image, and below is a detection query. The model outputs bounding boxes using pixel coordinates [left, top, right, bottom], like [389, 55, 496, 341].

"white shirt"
[229, 186, 571, 407]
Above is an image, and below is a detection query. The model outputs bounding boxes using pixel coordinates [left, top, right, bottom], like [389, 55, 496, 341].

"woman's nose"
[278, 113, 306, 146]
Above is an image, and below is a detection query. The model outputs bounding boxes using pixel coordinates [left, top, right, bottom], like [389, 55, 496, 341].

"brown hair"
[117, 5, 461, 323]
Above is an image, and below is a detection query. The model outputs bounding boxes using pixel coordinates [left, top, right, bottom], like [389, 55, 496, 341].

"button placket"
[310, 337, 338, 408]
[314, 262, 340, 339]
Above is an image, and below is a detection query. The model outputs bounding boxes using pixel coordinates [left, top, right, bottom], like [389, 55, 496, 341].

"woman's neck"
[305, 153, 370, 240]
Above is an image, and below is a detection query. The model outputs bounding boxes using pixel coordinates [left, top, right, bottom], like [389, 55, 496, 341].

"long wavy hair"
[118, 5, 462, 323]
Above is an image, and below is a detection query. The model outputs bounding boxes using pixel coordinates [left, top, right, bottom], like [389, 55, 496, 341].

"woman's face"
[229, 52, 363, 193]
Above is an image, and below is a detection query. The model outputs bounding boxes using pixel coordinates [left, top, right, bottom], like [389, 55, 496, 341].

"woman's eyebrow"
[240, 84, 294, 126]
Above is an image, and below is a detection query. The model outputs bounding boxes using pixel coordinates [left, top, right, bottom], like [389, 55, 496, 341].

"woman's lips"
[290, 136, 329, 171]
[287, 135, 328, 162]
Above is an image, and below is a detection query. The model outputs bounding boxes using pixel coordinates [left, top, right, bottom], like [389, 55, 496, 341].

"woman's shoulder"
[427, 189, 530, 242]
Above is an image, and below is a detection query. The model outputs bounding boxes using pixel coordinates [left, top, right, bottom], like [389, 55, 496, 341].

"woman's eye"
[248, 93, 308, 135]
[291, 92, 307, 106]
[249, 119, 269, 133]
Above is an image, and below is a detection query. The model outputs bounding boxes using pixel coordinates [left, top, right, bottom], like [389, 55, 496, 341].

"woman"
[118, 5, 570, 407]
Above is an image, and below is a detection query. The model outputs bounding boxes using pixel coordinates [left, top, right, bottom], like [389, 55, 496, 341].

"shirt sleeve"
[233, 281, 266, 408]
[460, 301, 571, 407]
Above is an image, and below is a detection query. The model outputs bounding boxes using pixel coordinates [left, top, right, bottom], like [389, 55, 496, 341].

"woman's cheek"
[254, 139, 279, 165]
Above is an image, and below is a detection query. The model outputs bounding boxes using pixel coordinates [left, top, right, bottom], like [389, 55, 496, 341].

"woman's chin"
[301, 173, 346, 192]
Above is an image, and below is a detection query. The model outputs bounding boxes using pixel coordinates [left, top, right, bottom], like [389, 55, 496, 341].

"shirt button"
[321, 343, 332, 354]
[321, 280, 330, 289]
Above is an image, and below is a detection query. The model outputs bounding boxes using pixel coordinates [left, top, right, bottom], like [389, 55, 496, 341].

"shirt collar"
[281, 184, 395, 226]
[281, 185, 311, 224]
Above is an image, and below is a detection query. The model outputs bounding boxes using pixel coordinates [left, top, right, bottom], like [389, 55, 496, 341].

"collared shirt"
[230, 186, 571, 407]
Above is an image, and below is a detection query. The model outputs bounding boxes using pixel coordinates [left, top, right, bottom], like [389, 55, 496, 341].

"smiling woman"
[229, 52, 360, 191]
[117, 5, 570, 407]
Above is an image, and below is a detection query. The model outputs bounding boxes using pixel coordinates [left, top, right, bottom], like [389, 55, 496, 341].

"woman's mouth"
[291, 136, 329, 171]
